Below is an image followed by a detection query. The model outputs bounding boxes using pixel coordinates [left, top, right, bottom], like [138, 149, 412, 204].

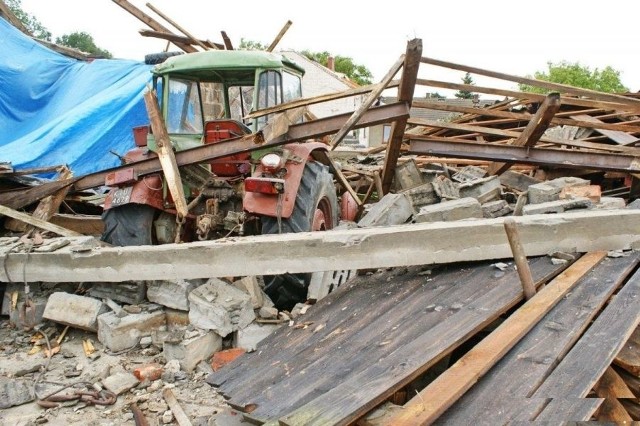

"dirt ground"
[0, 318, 246, 426]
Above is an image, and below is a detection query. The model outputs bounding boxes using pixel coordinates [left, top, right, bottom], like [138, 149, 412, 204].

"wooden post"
[503, 218, 536, 300]
[221, 31, 234, 50]
[143, 90, 189, 219]
[266, 20, 293, 52]
[381, 39, 423, 193]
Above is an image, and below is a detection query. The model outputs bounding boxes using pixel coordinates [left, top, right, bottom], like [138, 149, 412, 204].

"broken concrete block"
[414, 198, 482, 223]
[402, 182, 438, 209]
[452, 165, 486, 183]
[188, 278, 255, 337]
[560, 185, 601, 203]
[258, 306, 279, 319]
[163, 330, 222, 372]
[394, 159, 425, 190]
[498, 170, 542, 193]
[234, 323, 282, 352]
[233, 276, 265, 309]
[9, 296, 47, 330]
[522, 198, 593, 215]
[358, 193, 414, 227]
[626, 199, 640, 209]
[165, 308, 190, 328]
[481, 200, 512, 218]
[459, 176, 501, 203]
[102, 372, 139, 395]
[43, 292, 107, 332]
[528, 177, 590, 204]
[89, 281, 146, 305]
[146, 278, 204, 311]
[432, 176, 460, 200]
[0, 378, 35, 408]
[97, 308, 166, 352]
[594, 197, 624, 210]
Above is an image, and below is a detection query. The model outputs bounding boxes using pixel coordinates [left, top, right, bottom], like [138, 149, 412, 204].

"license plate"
[111, 186, 133, 207]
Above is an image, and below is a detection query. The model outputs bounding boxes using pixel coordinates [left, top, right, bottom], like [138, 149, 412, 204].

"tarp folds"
[0, 17, 152, 176]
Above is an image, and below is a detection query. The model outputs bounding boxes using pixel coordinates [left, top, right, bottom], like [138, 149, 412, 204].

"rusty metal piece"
[132, 403, 150, 426]
[37, 388, 116, 408]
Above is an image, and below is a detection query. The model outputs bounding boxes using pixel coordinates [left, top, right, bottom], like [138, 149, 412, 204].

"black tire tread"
[101, 203, 156, 246]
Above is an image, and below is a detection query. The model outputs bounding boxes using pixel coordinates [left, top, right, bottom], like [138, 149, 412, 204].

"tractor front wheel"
[101, 203, 156, 246]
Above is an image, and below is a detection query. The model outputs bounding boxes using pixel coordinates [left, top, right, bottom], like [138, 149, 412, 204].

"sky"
[18, 0, 640, 98]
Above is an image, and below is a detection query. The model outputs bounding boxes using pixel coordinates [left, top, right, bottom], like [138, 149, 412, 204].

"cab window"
[257, 71, 282, 129]
[166, 78, 203, 134]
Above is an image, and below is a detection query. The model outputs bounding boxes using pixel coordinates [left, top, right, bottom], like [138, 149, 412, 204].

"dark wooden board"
[436, 252, 640, 424]
[614, 325, 640, 377]
[534, 398, 603, 422]
[276, 258, 565, 426]
[533, 265, 640, 398]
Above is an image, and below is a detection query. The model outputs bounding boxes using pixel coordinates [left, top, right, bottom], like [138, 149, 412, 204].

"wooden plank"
[614, 325, 640, 377]
[417, 78, 633, 113]
[111, 0, 197, 53]
[143, 89, 188, 218]
[220, 31, 233, 50]
[266, 20, 292, 52]
[381, 39, 422, 193]
[533, 398, 603, 422]
[49, 214, 104, 236]
[593, 367, 635, 422]
[1, 210, 639, 283]
[162, 388, 192, 426]
[532, 267, 640, 398]
[384, 252, 606, 426]
[0, 179, 78, 210]
[571, 114, 639, 145]
[330, 54, 405, 149]
[139, 29, 223, 49]
[503, 218, 536, 299]
[420, 56, 640, 112]
[412, 100, 640, 133]
[487, 93, 561, 175]
[260, 107, 307, 142]
[24, 167, 74, 234]
[614, 365, 640, 397]
[432, 252, 640, 424]
[145, 3, 211, 51]
[244, 81, 400, 119]
[0, 205, 81, 237]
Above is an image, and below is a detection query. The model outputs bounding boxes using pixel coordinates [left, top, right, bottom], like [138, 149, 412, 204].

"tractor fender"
[103, 174, 165, 211]
[244, 142, 329, 218]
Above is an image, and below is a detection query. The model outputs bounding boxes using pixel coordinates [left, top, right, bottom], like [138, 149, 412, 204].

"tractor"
[101, 50, 356, 309]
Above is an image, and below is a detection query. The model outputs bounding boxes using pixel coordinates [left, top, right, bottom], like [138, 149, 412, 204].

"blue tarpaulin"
[0, 17, 152, 177]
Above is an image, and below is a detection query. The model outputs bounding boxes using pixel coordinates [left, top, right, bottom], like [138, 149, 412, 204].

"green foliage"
[55, 32, 112, 58]
[238, 38, 268, 51]
[519, 61, 628, 94]
[5, 0, 51, 41]
[426, 92, 445, 99]
[301, 50, 373, 86]
[455, 72, 475, 99]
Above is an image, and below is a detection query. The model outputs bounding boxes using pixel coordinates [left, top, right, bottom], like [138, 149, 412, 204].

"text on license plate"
[111, 186, 133, 207]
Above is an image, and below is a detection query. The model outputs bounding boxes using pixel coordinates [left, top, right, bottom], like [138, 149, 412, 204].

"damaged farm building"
[0, 1, 639, 425]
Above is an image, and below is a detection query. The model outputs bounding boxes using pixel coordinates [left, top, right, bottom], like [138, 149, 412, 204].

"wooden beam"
[111, 0, 197, 53]
[330, 54, 405, 149]
[146, 2, 212, 50]
[0, 179, 78, 211]
[162, 388, 192, 426]
[420, 57, 640, 112]
[503, 218, 536, 299]
[221, 31, 233, 50]
[385, 251, 607, 426]
[0, 210, 638, 283]
[21, 167, 74, 235]
[143, 90, 188, 218]
[139, 29, 222, 49]
[0, 205, 81, 237]
[266, 20, 292, 52]
[381, 39, 423, 193]
[417, 79, 632, 112]
[487, 93, 561, 175]
[245, 80, 400, 119]
[0, 0, 31, 35]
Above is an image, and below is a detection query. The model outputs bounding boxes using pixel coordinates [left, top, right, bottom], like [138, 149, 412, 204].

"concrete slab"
[97, 308, 166, 352]
[414, 198, 482, 223]
[358, 193, 414, 227]
[163, 330, 222, 372]
[43, 292, 107, 332]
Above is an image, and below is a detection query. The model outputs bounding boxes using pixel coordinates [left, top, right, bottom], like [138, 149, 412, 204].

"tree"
[519, 61, 628, 94]
[455, 72, 475, 99]
[5, 0, 51, 41]
[238, 38, 268, 51]
[56, 32, 112, 58]
[301, 50, 373, 86]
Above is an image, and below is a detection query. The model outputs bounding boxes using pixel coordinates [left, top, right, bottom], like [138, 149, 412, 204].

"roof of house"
[382, 96, 497, 121]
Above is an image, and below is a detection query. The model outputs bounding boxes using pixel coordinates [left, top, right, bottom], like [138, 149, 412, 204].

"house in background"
[280, 51, 386, 148]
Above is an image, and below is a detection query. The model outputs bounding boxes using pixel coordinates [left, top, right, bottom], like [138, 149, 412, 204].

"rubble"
[147, 278, 205, 311]
[358, 193, 415, 227]
[234, 323, 282, 352]
[97, 306, 166, 352]
[43, 292, 107, 332]
[163, 329, 222, 372]
[414, 197, 482, 223]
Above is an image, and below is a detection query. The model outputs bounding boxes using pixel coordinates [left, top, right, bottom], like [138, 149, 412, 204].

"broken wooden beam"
[162, 388, 192, 426]
[0, 205, 81, 237]
[503, 218, 536, 299]
[0, 210, 638, 283]
[145, 2, 212, 51]
[139, 29, 223, 49]
[408, 139, 640, 173]
[266, 20, 292, 52]
[487, 93, 561, 175]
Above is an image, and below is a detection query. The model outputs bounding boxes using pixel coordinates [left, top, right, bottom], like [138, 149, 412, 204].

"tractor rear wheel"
[261, 161, 338, 310]
[101, 203, 156, 246]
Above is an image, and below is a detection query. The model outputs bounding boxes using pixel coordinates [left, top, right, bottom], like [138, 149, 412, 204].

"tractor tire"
[101, 203, 156, 246]
[261, 161, 338, 310]
[144, 51, 184, 65]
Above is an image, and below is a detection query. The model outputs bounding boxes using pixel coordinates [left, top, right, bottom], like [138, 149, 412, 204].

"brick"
[522, 198, 593, 215]
[458, 176, 501, 203]
[43, 292, 107, 332]
[102, 372, 139, 395]
[146, 278, 205, 311]
[528, 177, 590, 204]
[234, 323, 282, 352]
[358, 193, 415, 227]
[97, 308, 166, 352]
[210, 348, 246, 372]
[188, 279, 255, 337]
[559, 185, 601, 203]
[414, 198, 482, 223]
[163, 330, 222, 372]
